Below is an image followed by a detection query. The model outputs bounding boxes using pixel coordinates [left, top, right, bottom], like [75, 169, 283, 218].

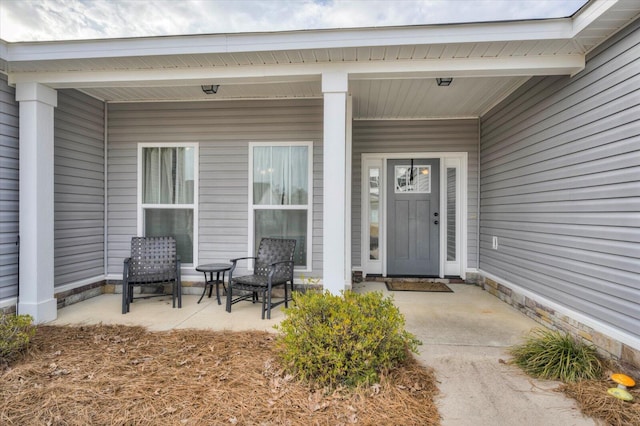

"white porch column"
[16, 82, 58, 323]
[322, 71, 348, 295]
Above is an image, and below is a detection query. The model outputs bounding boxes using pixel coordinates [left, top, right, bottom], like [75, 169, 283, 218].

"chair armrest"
[229, 256, 257, 273]
[230, 256, 257, 263]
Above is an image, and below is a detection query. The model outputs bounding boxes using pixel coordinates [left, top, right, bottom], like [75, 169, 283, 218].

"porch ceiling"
[75, 75, 529, 119]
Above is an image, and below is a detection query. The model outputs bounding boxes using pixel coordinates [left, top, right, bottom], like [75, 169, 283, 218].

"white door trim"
[360, 152, 467, 279]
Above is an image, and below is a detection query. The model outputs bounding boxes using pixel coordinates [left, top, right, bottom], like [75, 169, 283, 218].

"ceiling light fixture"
[201, 84, 219, 94]
[436, 78, 453, 87]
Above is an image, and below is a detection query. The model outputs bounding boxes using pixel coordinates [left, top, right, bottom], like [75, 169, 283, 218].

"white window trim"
[248, 141, 313, 272]
[360, 152, 467, 279]
[136, 142, 199, 266]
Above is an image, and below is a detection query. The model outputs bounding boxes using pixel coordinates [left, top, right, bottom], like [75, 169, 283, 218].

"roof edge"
[4, 17, 576, 62]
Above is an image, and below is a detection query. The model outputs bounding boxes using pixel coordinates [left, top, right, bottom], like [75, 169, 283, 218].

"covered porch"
[9, 16, 594, 324]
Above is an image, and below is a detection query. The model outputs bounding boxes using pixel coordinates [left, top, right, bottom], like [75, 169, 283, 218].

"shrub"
[510, 328, 603, 383]
[0, 313, 36, 364]
[275, 290, 421, 389]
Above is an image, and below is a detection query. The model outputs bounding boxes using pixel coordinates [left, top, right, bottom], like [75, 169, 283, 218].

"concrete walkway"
[51, 282, 595, 426]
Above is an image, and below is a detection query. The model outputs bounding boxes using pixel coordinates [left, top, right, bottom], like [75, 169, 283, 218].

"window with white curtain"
[139, 144, 198, 265]
[250, 142, 312, 269]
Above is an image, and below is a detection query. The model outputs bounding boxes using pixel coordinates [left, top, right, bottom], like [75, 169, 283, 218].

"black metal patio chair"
[226, 238, 296, 319]
[122, 236, 182, 314]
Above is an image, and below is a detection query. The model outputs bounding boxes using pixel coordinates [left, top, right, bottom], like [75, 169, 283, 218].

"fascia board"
[8, 54, 584, 88]
[571, 0, 619, 36]
[4, 19, 575, 62]
[0, 39, 7, 61]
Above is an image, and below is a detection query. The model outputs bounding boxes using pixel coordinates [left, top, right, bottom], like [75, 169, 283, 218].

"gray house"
[0, 0, 638, 370]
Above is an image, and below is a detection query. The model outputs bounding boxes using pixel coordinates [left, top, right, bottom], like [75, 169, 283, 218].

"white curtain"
[143, 147, 193, 204]
[253, 146, 271, 204]
[253, 145, 308, 206]
[290, 146, 308, 204]
[272, 146, 289, 205]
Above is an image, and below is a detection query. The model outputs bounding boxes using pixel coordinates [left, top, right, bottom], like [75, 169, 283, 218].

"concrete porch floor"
[51, 282, 595, 426]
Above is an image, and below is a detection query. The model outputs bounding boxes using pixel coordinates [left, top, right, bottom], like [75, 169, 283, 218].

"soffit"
[572, 0, 640, 51]
[77, 76, 528, 120]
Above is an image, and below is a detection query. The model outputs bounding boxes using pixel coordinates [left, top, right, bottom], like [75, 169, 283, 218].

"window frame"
[137, 142, 199, 266]
[248, 141, 313, 272]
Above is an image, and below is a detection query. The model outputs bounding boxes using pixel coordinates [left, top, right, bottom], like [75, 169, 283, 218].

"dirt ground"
[561, 380, 640, 426]
[0, 324, 440, 425]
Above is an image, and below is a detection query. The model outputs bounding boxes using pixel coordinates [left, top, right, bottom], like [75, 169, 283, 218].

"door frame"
[360, 152, 467, 279]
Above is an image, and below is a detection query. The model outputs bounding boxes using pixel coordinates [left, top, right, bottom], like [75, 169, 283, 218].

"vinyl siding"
[54, 90, 105, 286]
[107, 99, 323, 277]
[352, 119, 479, 269]
[479, 19, 640, 339]
[0, 74, 19, 299]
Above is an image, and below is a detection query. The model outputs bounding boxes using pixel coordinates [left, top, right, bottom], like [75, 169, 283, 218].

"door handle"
[434, 220, 439, 225]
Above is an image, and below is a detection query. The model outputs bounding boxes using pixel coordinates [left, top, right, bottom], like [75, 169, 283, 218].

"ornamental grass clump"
[275, 290, 421, 389]
[510, 327, 603, 383]
[0, 313, 35, 366]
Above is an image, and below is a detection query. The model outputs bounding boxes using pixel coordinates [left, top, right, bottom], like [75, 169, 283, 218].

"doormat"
[385, 280, 453, 292]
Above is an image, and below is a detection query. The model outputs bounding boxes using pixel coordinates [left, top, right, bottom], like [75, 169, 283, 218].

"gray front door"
[387, 159, 440, 276]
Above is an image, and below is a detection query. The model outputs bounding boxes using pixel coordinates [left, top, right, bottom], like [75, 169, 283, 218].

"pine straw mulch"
[560, 379, 640, 426]
[0, 324, 439, 426]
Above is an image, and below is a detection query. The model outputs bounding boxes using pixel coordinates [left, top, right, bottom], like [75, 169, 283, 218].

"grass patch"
[510, 328, 602, 382]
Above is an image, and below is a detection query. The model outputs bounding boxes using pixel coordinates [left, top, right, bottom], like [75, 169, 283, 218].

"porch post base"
[18, 298, 57, 323]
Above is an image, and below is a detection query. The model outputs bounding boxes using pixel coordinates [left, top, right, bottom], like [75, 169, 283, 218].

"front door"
[387, 159, 440, 276]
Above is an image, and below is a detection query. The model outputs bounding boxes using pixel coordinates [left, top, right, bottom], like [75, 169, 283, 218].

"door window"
[394, 165, 431, 193]
[368, 167, 380, 260]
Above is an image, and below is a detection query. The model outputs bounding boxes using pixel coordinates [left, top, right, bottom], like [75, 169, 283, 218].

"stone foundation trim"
[478, 270, 640, 375]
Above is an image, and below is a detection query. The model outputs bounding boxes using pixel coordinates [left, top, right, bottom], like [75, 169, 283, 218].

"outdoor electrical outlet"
[492, 236, 499, 250]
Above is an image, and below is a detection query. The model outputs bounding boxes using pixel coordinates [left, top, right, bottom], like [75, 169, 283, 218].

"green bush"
[275, 290, 421, 388]
[510, 327, 602, 383]
[0, 313, 36, 364]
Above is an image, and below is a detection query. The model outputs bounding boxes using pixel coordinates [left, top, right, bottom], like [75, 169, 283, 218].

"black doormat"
[385, 280, 453, 292]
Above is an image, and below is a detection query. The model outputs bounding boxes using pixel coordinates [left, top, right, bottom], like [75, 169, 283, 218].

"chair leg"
[262, 289, 268, 320]
[284, 281, 289, 308]
[226, 284, 232, 313]
[172, 281, 178, 308]
[122, 281, 127, 314]
[177, 280, 182, 308]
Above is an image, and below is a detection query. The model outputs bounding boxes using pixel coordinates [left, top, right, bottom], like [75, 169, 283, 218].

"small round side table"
[195, 263, 232, 305]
